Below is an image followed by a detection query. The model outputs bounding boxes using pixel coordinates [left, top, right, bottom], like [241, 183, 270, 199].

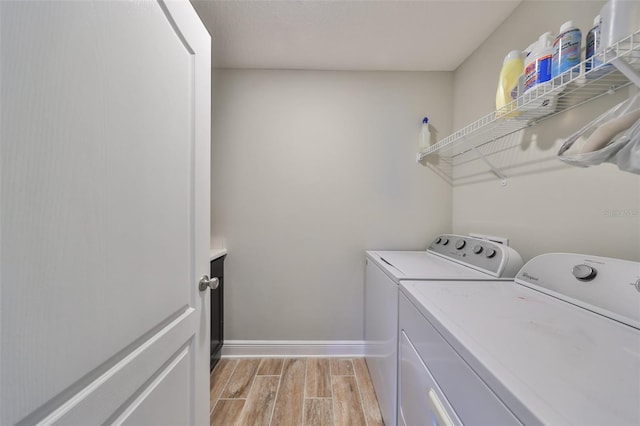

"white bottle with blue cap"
[419, 117, 431, 151]
[552, 21, 582, 78]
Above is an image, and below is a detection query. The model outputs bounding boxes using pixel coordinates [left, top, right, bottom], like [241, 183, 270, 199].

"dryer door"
[399, 330, 461, 426]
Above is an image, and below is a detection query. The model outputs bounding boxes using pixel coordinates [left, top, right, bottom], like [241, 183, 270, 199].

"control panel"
[428, 234, 522, 278]
[516, 253, 640, 329]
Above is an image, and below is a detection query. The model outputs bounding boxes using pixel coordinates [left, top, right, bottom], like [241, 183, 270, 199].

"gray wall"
[211, 70, 453, 340]
[452, 1, 640, 262]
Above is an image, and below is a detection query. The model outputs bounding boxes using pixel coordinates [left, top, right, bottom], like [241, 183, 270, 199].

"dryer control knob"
[473, 245, 483, 254]
[442, 238, 449, 245]
[572, 264, 597, 281]
[455, 240, 466, 250]
[435, 237, 442, 244]
[485, 248, 496, 258]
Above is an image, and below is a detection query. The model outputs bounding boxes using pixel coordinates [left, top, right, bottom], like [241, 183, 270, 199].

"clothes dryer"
[399, 253, 640, 425]
[364, 234, 523, 426]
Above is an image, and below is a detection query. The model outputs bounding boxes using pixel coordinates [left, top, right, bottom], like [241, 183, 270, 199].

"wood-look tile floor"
[210, 358, 384, 426]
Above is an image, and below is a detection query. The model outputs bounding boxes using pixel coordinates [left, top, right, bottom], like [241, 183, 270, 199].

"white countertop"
[210, 248, 227, 261]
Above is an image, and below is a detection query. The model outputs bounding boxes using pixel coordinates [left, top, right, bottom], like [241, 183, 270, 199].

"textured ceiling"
[190, 0, 522, 71]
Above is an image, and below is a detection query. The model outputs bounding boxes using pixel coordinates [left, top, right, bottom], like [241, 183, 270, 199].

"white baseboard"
[221, 340, 366, 358]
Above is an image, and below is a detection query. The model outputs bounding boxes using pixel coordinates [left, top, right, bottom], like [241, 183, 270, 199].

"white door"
[0, 1, 211, 424]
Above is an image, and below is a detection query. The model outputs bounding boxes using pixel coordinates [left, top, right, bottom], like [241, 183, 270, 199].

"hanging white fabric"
[557, 91, 640, 174]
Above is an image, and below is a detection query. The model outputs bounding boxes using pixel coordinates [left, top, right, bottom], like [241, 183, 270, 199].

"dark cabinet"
[210, 255, 225, 370]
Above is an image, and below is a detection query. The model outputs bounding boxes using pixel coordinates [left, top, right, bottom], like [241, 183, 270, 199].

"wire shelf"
[418, 29, 640, 183]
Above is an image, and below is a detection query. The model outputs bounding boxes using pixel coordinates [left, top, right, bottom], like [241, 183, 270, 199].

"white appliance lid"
[367, 251, 493, 282]
[515, 253, 640, 329]
[400, 280, 640, 425]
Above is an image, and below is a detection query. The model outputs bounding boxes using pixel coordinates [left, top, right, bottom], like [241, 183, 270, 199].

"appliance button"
[635, 279, 640, 293]
[455, 240, 466, 250]
[473, 245, 483, 254]
[572, 264, 597, 281]
[485, 248, 496, 258]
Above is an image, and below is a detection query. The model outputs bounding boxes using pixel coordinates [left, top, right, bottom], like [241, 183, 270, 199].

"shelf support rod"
[471, 146, 507, 186]
[611, 58, 640, 87]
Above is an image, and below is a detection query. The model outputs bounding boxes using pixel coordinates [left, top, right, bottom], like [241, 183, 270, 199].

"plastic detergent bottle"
[521, 32, 557, 116]
[586, 15, 611, 78]
[535, 32, 554, 85]
[496, 50, 524, 117]
[523, 41, 538, 92]
[552, 21, 582, 78]
[522, 42, 538, 93]
[418, 117, 431, 151]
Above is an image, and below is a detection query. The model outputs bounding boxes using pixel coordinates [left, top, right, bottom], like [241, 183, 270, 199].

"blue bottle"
[552, 21, 582, 78]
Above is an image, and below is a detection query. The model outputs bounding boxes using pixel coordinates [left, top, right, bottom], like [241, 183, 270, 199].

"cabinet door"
[210, 256, 226, 369]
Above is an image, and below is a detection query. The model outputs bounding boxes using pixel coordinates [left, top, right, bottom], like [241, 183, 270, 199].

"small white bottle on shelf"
[419, 117, 431, 151]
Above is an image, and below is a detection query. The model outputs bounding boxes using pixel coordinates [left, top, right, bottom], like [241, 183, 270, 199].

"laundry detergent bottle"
[586, 15, 612, 78]
[552, 21, 582, 78]
[524, 33, 554, 93]
[496, 50, 524, 117]
[521, 32, 557, 115]
[523, 40, 540, 93]
[535, 32, 554, 85]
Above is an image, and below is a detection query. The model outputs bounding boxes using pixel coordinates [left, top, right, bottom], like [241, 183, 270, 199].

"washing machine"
[399, 253, 640, 425]
[364, 234, 523, 426]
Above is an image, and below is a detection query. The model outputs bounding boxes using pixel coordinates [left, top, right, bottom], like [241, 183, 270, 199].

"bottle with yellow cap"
[496, 50, 523, 118]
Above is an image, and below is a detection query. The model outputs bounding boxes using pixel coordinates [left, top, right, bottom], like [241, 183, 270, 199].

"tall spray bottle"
[418, 117, 431, 152]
